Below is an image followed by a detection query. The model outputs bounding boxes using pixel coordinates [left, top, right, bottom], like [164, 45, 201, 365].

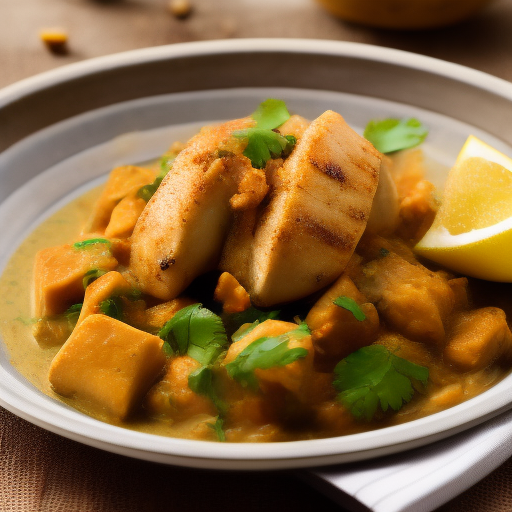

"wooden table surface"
[2, 0, 512, 511]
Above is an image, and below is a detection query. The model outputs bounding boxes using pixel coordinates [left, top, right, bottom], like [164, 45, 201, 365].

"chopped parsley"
[333, 296, 366, 321]
[82, 268, 108, 289]
[227, 307, 280, 341]
[207, 417, 226, 442]
[159, 304, 230, 441]
[364, 118, 428, 154]
[64, 303, 83, 326]
[233, 99, 296, 169]
[225, 323, 310, 390]
[158, 303, 228, 366]
[137, 152, 176, 202]
[234, 129, 295, 169]
[73, 238, 111, 250]
[333, 345, 429, 421]
[99, 296, 123, 321]
[188, 365, 226, 414]
[137, 170, 169, 202]
[251, 98, 291, 130]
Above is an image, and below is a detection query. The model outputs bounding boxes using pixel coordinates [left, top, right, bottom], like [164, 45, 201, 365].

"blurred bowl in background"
[315, 0, 494, 29]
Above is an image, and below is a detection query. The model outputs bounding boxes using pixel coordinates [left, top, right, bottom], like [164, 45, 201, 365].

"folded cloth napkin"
[305, 408, 512, 512]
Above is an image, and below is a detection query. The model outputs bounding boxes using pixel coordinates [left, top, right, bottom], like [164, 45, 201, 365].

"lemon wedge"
[415, 136, 512, 281]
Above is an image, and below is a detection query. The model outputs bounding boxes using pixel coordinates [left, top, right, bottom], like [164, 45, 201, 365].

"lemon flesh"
[415, 138, 512, 282]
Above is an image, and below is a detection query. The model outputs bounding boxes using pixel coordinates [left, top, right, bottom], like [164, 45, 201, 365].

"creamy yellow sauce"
[0, 189, 100, 394]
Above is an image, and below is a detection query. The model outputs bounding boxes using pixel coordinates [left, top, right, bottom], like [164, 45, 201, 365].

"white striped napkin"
[305, 408, 512, 512]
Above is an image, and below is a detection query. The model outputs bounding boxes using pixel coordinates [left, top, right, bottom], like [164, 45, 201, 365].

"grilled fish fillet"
[221, 110, 382, 306]
[129, 117, 254, 300]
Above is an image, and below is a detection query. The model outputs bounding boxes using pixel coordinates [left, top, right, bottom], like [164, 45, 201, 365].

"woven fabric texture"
[2, 407, 512, 512]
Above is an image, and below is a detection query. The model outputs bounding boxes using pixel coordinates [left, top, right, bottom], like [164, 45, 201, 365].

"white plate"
[2, 39, 512, 470]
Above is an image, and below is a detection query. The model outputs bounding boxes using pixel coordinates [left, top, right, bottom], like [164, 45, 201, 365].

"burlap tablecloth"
[3, 0, 512, 510]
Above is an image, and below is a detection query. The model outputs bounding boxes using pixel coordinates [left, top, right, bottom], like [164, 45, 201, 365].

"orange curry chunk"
[105, 192, 148, 239]
[142, 298, 196, 333]
[444, 307, 512, 371]
[84, 165, 156, 235]
[76, 271, 134, 326]
[397, 179, 439, 242]
[49, 314, 165, 420]
[144, 355, 216, 421]
[214, 272, 251, 313]
[224, 320, 316, 400]
[306, 274, 379, 368]
[32, 242, 118, 318]
[356, 251, 455, 346]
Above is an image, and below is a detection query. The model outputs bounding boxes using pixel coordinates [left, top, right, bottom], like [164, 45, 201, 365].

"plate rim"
[2, 38, 512, 470]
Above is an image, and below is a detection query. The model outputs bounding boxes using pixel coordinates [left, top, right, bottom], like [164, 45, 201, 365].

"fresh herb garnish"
[137, 170, 168, 202]
[160, 304, 230, 442]
[207, 416, 226, 442]
[82, 268, 108, 289]
[188, 365, 227, 414]
[64, 303, 83, 325]
[159, 151, 176, 174]
[251, 98, 291, 130]
[225, 323, 310, 390]
[333, 345, 429, 421]
[234, 129, 296, 169]
[232, 99, 296, 169]
[333, 296, 366, 321]
[364, 118, 428, 154]
[158, 304, 228, 365]
[73, 238, 111, 250]
[228, 307, 281, 341]
[99, 296, 123, 321]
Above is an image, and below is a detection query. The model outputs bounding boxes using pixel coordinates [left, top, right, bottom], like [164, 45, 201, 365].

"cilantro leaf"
[99, 296, 123, 321]
[225, 326, 309, 390]
[251, 99, 291, 130]
[82, 268, 108, 289]
[159, 304, 228, 366]
[234, 128, 295, 169]
[73, 238, 111, 250]
[206, 416, 226, 442]
[333, 345, 429, 421]
[188, 365, 227, 414]
[228, 307, 281, 341]
[65, 303, 82, 326]
[333, 296, 366, 321]
[364, 118, 428, 154]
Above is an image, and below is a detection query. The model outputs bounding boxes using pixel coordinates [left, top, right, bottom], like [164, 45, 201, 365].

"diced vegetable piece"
[214, 272, 251, 314]
[224, 320, 314, 397]
[306, 274, 379, 367]
[444, 307, 512, 371]
[447, 277, 470, 312]
[32, 317, 72, 347]
[104, 193, 148, 239]
[356, 251, 455, 346]
[32, 243, 118, 318]
[49, 314, 166, 419]
[142, 298, 196, 333]
[144, 355, 216, 420]
[84, 166, 156, 234]
[397, 179, 439, 242]
[76, 271, 134, 326]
